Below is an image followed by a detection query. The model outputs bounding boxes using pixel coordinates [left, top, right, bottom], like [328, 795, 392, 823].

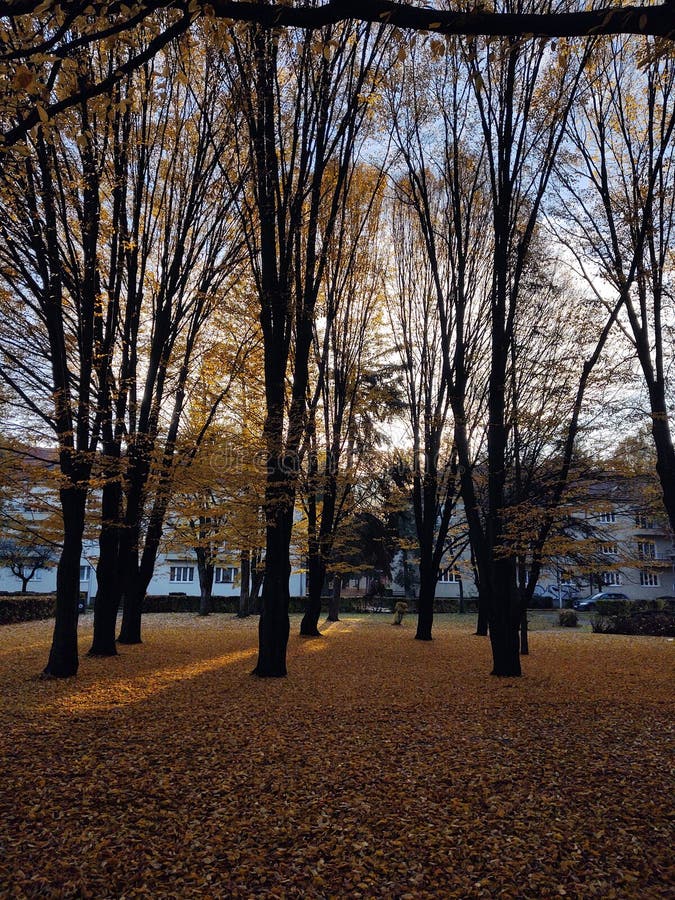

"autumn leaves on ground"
[0, 616, 672, 899]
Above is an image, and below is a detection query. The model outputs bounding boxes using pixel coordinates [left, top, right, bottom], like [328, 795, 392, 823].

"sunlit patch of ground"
[0, 613, 672, 898]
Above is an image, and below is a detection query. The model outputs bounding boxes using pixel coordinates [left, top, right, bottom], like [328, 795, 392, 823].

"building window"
[602, 571, 622, 586]
[601, 543, 619, 555]
[439, 568, 461, 583]
[635, 513, 654, 529]
[599, 511, 616, 524]
[170, 565, 194, 583]
[640, 570, 659, 587]
[215, 566, 236, 584]
[637, 541, 656, 561]
[79, 565, 90, 582]
[348, 577, 360, 589]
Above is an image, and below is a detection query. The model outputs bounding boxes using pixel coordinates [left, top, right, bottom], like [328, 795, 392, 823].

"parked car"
[573, 591, 629, 611]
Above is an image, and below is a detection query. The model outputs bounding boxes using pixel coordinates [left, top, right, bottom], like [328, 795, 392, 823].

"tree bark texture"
[89, 477, 122, 656]
[118, 542, 143, 645]
[43, 487, 87, 678]
[300, 551, 324, 637]
[327, 577, 341, 622]
[253, 504, 292, 677]
[239, 550, 251, 618]
[415, 558, 436, 641]
[196, 548, 214, 617]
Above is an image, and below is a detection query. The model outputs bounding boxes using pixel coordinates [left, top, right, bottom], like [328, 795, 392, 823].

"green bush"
[558, 609, 578, 628]
[595, 598, 632, 616]
[657, 596, 675, 612]
[0, 594, 56, 625]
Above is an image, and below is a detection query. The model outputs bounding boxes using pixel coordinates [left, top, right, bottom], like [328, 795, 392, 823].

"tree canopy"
[1, 2, 673, 148]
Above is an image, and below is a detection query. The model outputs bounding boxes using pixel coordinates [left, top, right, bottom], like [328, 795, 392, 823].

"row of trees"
[1, 6, 673, 678]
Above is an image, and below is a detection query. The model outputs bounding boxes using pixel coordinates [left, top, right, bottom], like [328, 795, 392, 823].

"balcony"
[633, 518, 670, 536]
[636, 553, 672, 568]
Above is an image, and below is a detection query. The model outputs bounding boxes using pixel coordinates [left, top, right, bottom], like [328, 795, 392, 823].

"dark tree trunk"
[137, 504, 166, 608]
[458, 578, 465, 614]
[88, 477, 122, 656]
[196, 548, 214, 617]
[43, 487, 87, 678]
[488, 561, 522, 677]
[199, 586, 211, 617]
[475, 596, 489, 636]
[90, 587, 120, 657]
[415, 559, 436, 641]
[118, 588, 143, 643]
[650, 395, 675, 535]
[117, 503, 166, 642]
[300, 551, 324, 636]
[118, 543, 143, 644]
[239, 549, 250, 618]
[519, 608, 529, 655]
[116, 430, 153, 646]
[489, 617, 521, 676]
[251, 553, 264, 613]
[327, 576, 341, 622]
[253, 515, 291, 677]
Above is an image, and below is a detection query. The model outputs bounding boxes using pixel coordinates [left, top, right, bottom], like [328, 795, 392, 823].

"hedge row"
[142, 596, 480, 614]
[591, 609, 675, 637]
[144, 595, 240, 614]
[0, 592, 482, 623]
[595, 597, 675, 616]
[0, 594, 56, 625]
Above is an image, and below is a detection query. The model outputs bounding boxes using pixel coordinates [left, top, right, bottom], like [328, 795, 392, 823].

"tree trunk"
[649, 396, 675, 535]
[239, 549, 250, 618]
[43, 487, 87, 678]
[196, 548, 214, 617]
[300, 552, 324, 636]
[488, 562, 522, 677]
[90, 587, 121, 656]
[199, 587, 211, 617]
[88, 478, 122, 656]
[118, 543, 143, 645]
[489, 617, 521, 676]
[251, 553, 264, 613]
[117, 431, 153, 645]
[117, 507, 168, 642]
[415, 559, 435, 641]
[252, 507, 291, 677]
[327, 576, 341, 622]
[458, 578, 465, 614]
[519, 608, 529, 655]
[475, 595, 489, 636]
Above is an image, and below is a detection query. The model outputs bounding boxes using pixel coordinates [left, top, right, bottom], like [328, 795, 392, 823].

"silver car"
[573, 591, 629, 611]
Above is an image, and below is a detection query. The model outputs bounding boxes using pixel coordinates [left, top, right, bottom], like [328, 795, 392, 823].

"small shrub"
[558, 609, 578, 628]
[392, 601, 408, 625]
